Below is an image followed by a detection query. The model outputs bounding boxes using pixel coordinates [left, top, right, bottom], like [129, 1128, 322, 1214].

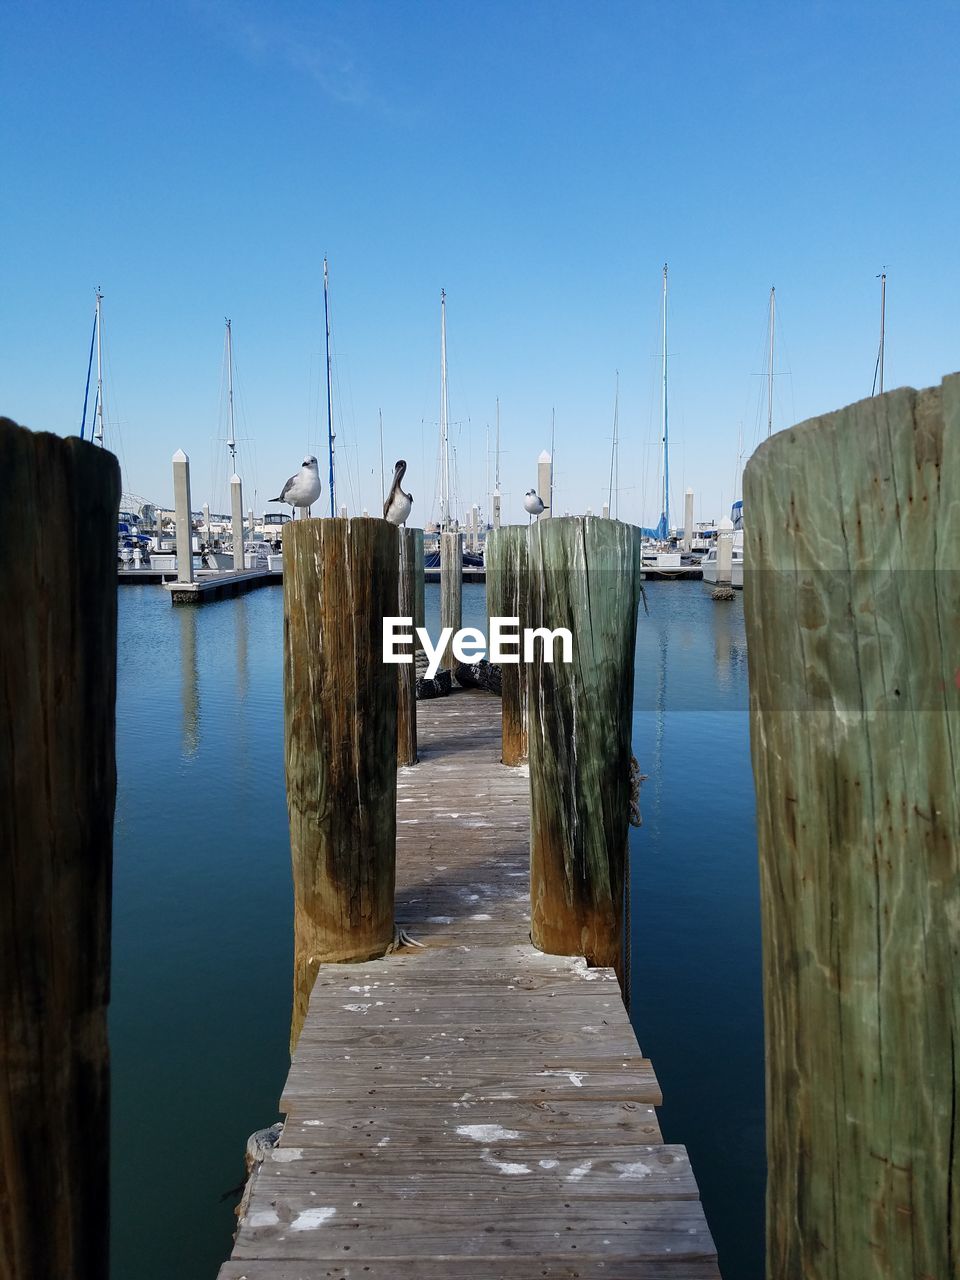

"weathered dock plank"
[218, 690, 719, 1278]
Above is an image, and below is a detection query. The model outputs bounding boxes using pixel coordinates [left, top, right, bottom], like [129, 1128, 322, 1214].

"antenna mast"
[94, 287, 105, 446]
[323, 256, 336, 517]
[767, 286, 776, 438]
[225, 318, 236, 464]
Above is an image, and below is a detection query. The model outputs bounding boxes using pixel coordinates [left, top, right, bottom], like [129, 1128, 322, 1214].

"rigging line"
[79, 309, 97, 439]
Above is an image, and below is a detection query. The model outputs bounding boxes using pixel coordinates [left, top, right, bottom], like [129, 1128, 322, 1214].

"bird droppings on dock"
[456, 1124, 522, 1142]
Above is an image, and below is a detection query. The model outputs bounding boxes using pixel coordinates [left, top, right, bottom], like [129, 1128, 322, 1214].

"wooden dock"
[217, 690, 720, 1279]
[163, 567, 281, 604]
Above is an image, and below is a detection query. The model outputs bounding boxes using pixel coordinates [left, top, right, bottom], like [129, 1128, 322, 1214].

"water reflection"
[235, 597, 249, 700]
[177, 606, 200, 757]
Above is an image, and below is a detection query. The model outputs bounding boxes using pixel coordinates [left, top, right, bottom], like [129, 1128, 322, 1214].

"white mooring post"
[538, 450, 552, 518]
[202, 502, 210, 545]
[172, 449, 194, 585]
[231, 474, 244, 571]
[683, 488, 695, 552]
[602, 502, 610, 519]
[717, 516, 734, 584]
[493, 487, 501, 530]
[339, 504, 348, 518]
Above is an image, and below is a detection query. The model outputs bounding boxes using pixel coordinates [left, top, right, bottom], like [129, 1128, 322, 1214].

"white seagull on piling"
[272, 456, 322, 517]
[384, 459, 413, 527]
[523, 489, 545, 523]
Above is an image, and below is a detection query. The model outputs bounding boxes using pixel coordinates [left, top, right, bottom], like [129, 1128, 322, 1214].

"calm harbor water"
[111, 579, 762, 1279]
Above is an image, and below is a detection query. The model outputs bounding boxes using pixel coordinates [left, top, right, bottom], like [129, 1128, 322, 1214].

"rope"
[629, 755, 646, 828]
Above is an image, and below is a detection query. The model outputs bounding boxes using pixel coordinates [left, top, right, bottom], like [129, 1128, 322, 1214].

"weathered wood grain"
[526, 517, 644, 974]
[281, 1097, 663, 1147]
[397, 526, 423, 766]
[485, 525, 530, 763]
[283, 517, 399, 1048]
[438, 530, 462, 671]
[0, 418, 119, 1280]
[743, 375, 960, 1280]
[219, 1264, 722, 1280]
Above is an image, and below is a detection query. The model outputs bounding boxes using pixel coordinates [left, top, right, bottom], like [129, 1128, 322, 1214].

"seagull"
[523, 489, 545, 523]
[272, 456, 322, 517]
[383, 459, 413, 526]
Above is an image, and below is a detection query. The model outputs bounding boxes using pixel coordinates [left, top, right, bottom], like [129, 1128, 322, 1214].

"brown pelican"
[384, 459, 413, 526]
[272, 456, 322, 517]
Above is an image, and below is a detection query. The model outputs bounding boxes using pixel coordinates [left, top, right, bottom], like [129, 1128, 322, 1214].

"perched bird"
[384, 459, 413, 526]
[523, 489, 545, 522]
[272, 456, 322, 516]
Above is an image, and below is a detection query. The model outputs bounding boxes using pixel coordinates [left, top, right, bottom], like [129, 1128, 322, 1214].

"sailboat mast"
[495, 397, 501, 491]
[661, 264, 669, 535]
[767, 286, 776, 438]
[94, 287, 105, 446]
[440, 289, 450, 530]
[323, 256, 336, 517]
[493, 396, 501, 529]
[550, 407, 555, 513]
[878, 270, 886, 395]
[379, 408, 385, 508]
[608, 370, 620, 517]
[225, 317, 236, 464]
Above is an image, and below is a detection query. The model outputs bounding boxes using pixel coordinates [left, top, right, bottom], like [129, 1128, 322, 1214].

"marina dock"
[216, 689, 719, 1279]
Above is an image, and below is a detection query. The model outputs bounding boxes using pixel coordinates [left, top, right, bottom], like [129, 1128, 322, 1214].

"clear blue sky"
[2, 0, 958, 526]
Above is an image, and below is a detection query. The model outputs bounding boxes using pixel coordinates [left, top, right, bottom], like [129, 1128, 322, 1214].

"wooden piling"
[397, 526, 423, 766]
[743, 375, 960, 1280]
[0, 417, 119, 1280]
[438, 530, 462, 671]
[485, 525, 529, 764]
[283, 517, 399, 1049]
[526, 516, 644, 974]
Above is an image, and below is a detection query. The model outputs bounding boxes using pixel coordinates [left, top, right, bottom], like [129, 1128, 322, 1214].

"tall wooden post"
[527, 516, 644, 974]
[439, 530, 462, 672]
[743, 375, 960, 1280]
[283, 517, 399, 1049]
[485, 525, 529, 764]
[0, 417, 119, 1280]
[397, 527, 423, 766]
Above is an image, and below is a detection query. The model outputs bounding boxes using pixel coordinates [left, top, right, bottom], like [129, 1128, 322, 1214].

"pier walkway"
[217, 690, 719, 1279]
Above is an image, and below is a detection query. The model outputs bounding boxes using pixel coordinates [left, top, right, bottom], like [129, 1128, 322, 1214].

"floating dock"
[163, 568, 281, 604]
[216, 690, 719, 1279]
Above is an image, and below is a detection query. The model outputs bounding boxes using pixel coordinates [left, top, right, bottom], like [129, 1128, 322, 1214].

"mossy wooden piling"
[526, 516, 644, 975]
[438, 529, 462, 671]
[743, 374, 960, 1280]
[283, 517, 399, 1049]
[0, 417, 119, 1280]
[485, 524, 529, 764]
[397, 526, 423, 766]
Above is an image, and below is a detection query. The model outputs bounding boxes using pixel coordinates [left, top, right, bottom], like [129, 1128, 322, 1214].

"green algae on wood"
[526, 516, 644, 977]
[283, 517, 399, 1050]
[743, 374, 960, 1280]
